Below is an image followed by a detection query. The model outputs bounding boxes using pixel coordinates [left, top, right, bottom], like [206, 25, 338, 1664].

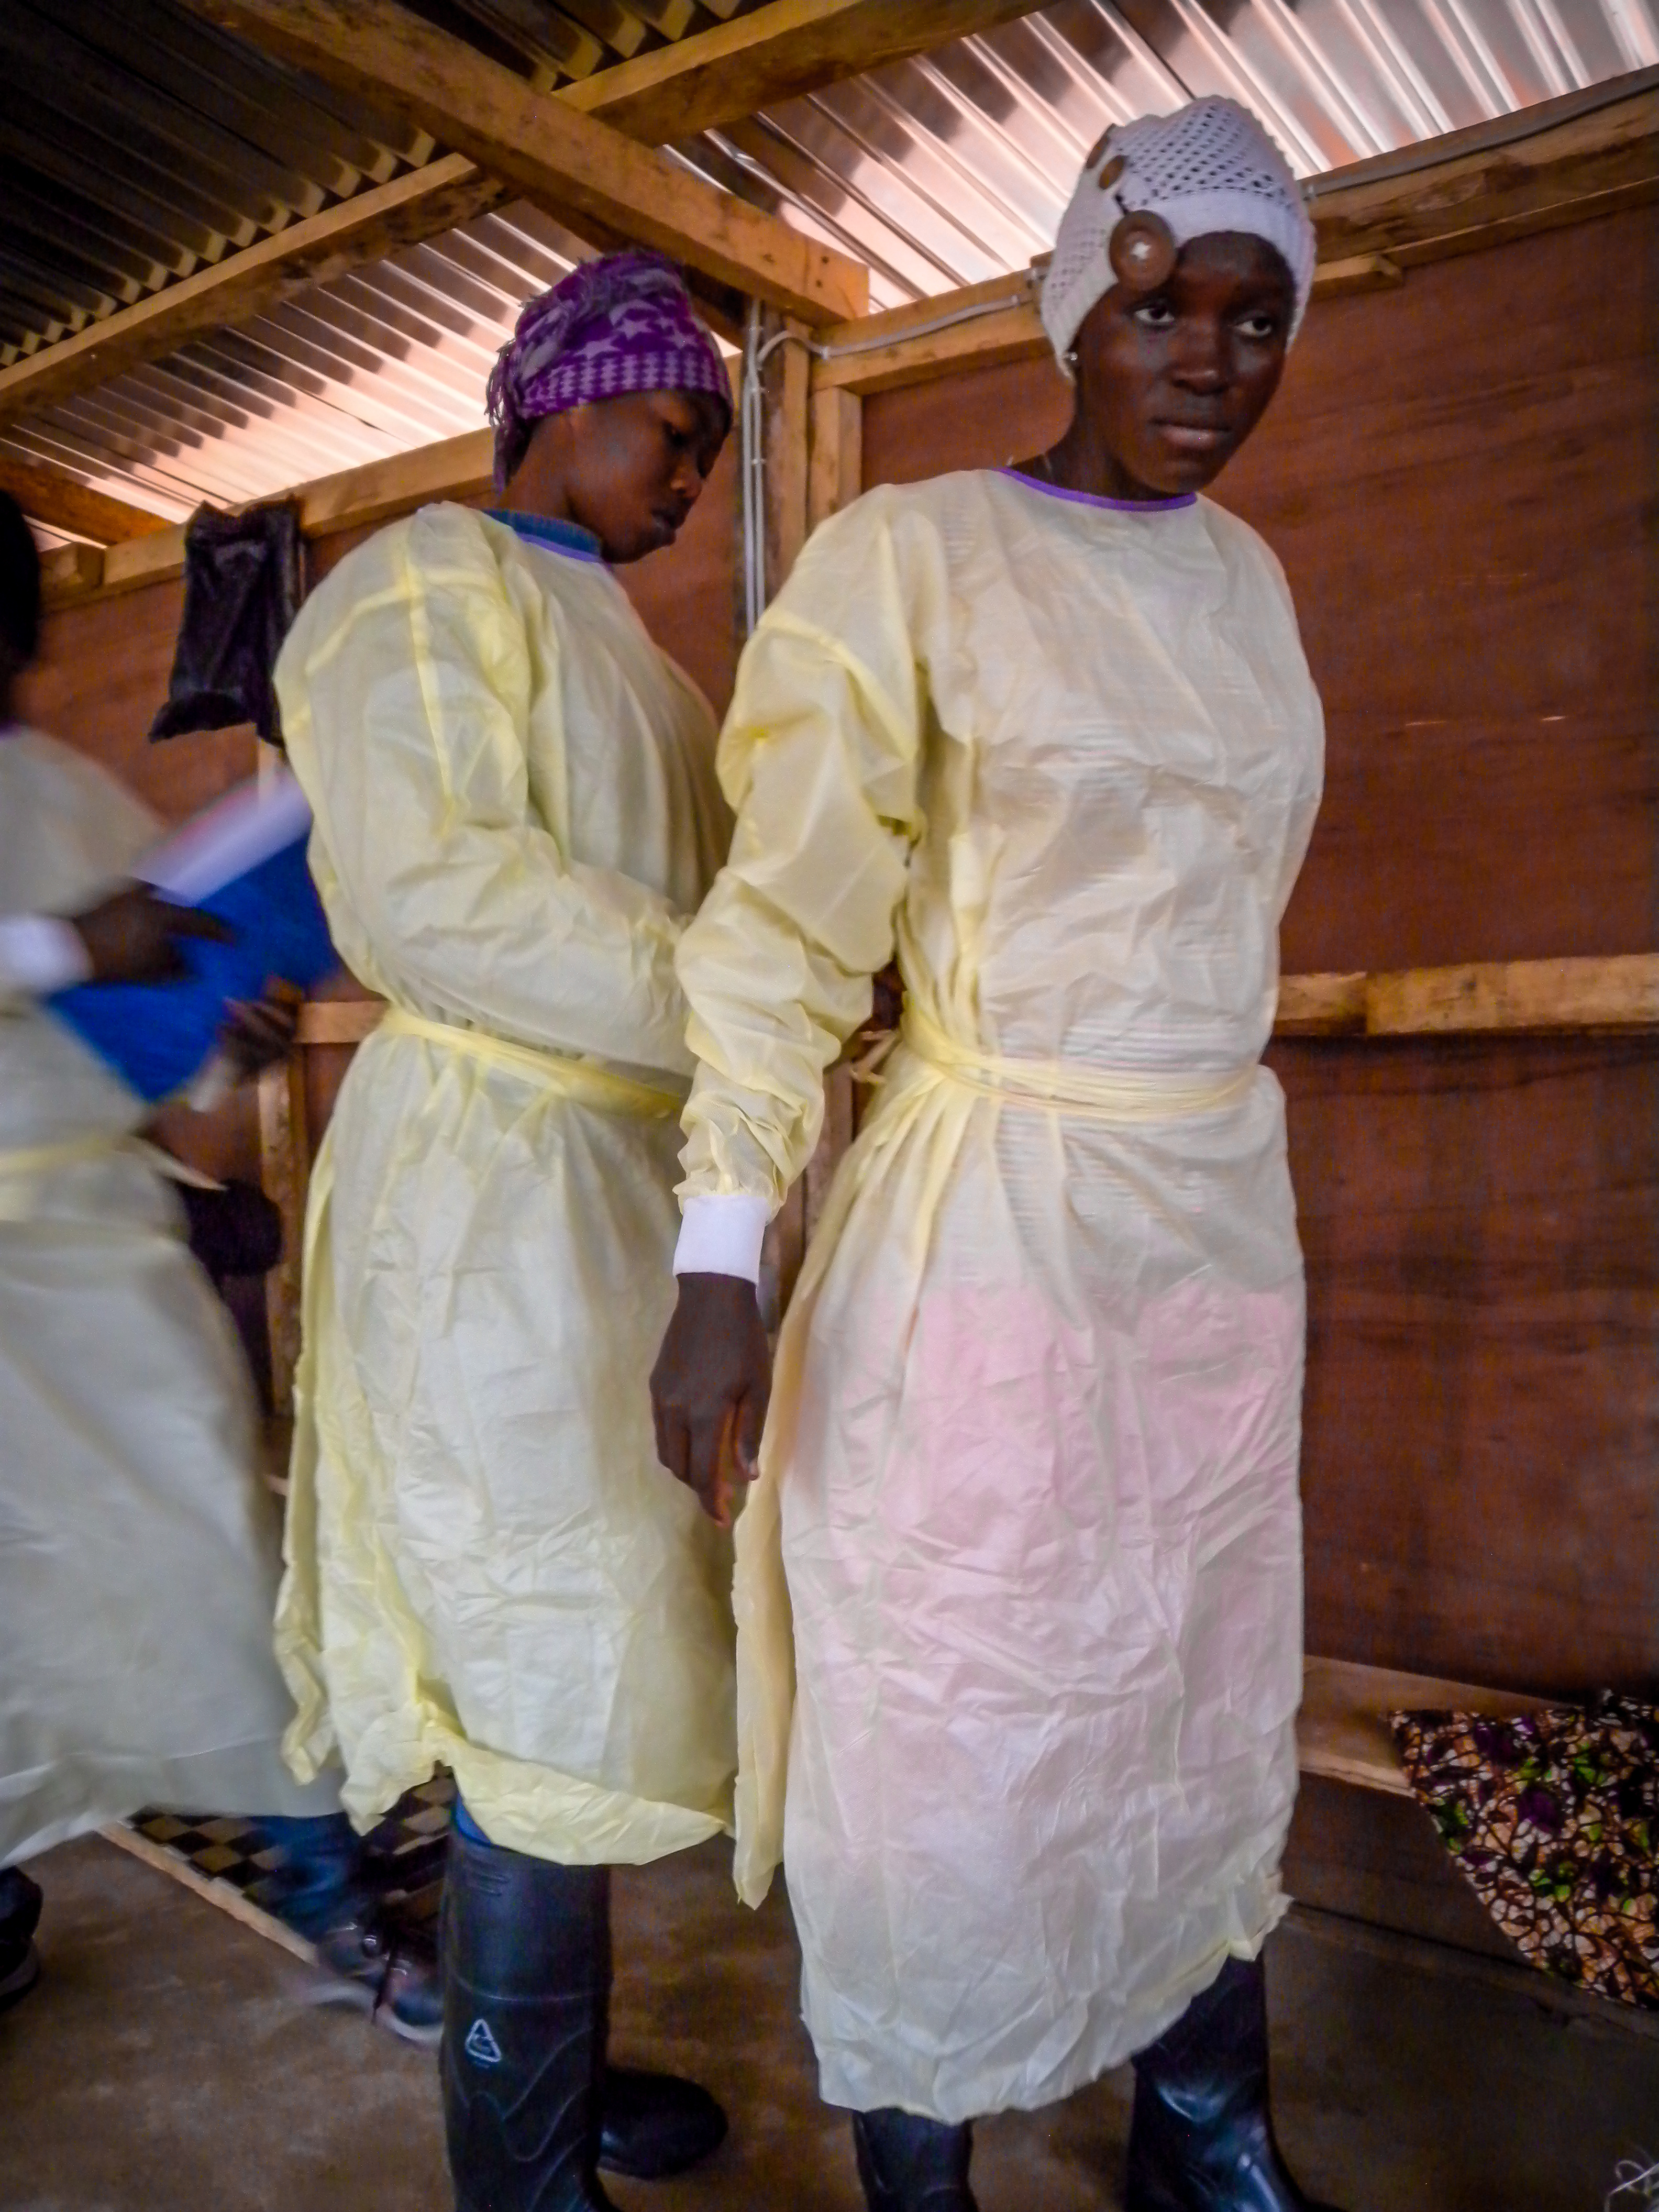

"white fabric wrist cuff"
[0, 914, 93, 997]
[673, 1192, 770, 1284]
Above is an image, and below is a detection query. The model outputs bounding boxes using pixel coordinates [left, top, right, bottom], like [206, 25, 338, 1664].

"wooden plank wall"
[862, 203, 1659, 1702]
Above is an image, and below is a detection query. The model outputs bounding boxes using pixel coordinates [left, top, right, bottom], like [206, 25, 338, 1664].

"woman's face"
[1072, 233, 1295, 499]
[507, 388, 730, 563]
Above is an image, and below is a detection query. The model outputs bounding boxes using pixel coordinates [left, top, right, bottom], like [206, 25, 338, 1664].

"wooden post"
[253, 740, 309, 1420]
[257, 1054, 309, 1419]
[808, 385, 862, 534]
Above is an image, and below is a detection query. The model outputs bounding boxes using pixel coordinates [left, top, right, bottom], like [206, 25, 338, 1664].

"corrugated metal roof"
[5, 0, 1653, 533]
[0, 0, 440, 360]
[0, 0, 767, 366]
[9, 202, 599, 526]
[681, 0, 1659, 303]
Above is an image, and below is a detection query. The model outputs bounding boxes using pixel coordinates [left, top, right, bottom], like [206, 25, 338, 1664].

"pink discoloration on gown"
[677, 470, 1325, 2116]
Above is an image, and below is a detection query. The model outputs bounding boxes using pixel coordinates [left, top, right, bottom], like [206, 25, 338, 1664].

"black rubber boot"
[853, 2108, 978, 2211]
[441, 1825, 616, 2211]
[599, 2066, 727, 2179]
[1126, 1956, 1344, 2212]
[0, 1866, 43, 2017]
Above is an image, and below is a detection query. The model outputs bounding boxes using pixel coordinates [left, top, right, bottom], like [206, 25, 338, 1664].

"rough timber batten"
[0, 1, 1046, 433]
[810, 72, 1659, 399]
[560, 0, 1050, 143]
[184, 0, 867, 328]
[0, 156, 506, 432]
[0, 453, 171, 545]
[288, 956, 1659, 1050]
[32, 71, 1659, 603]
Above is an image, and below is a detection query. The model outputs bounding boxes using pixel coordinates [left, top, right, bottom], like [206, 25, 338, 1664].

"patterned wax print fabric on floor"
[1392, 1696, 1659, 2010]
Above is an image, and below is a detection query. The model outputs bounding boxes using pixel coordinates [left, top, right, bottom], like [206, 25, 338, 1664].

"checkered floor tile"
[127, 1773, 454, 1926]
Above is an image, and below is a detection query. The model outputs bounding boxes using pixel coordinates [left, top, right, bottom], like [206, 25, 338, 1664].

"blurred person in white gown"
[0, 492, 436, 2042]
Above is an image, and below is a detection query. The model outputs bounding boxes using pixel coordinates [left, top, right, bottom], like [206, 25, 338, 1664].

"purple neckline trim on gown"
[997, 468, 1197, 514]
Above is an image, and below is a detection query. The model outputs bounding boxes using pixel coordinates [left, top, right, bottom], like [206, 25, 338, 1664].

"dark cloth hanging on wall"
[149, 502, 303, 748]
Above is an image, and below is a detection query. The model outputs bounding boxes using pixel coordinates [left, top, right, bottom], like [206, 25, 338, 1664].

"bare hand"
[650, 1274, 772, 1527]
[218, 991, 300, 1081]
[70, 886, 233, 985]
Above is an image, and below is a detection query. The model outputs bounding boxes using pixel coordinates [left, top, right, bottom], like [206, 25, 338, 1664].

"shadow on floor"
[2, 1833, 1654, 2210]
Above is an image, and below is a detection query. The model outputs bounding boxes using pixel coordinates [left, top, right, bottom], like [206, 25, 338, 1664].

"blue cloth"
[46, 834, 336, 1102]
[256, 1811, 362, 1939]
[486, 510, 605, 564]
[454, 1797, 492, 1846]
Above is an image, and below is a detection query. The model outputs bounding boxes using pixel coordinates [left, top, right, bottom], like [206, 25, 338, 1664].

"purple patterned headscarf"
[486, 249, 731, 487]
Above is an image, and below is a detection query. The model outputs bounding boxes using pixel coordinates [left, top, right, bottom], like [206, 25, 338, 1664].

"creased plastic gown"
[675, 471, 1325, 2119]
[272, 505, 737, 1861]
[0, 728, 337, 1865]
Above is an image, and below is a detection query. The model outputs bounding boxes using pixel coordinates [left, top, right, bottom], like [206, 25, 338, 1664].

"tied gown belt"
[380, 1005, 688, 1120]
[902, 1003, 1255, 1122]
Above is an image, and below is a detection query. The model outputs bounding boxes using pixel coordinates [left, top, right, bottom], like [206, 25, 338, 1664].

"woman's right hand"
[70, 886, 232, 985]
[650, 1274, 772, 1528]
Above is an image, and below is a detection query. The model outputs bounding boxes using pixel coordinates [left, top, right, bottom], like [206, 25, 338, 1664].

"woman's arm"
[654, 495, 930, 1514]
[277, 509, 694, 1076]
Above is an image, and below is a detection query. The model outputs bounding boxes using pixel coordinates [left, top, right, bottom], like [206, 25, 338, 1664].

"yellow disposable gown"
[0, 728, 338, 1865]
[676, 470, 1325, 2119]
[273, 504, 737, 1862]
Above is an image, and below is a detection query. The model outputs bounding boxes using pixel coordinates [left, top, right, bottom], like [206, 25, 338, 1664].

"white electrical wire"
[737, 274, 1037, 633]
[740, 298, 764, 636]
[740, 304, 799, 634]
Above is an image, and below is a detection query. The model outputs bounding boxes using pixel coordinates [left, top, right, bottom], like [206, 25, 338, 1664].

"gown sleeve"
[275, 505, 692, 1076]
[0, 733, 156, 1009]
[676, 492, 933, 1210]
[0, 916, 91, 1005]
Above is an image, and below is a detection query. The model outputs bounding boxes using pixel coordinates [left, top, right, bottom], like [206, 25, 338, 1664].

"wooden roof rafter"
[34, 67, 1659, 595]
[808, 69, 1659, 397]
[0, 0, 1060, 441]
[171, 0, 872, 322]
[0, 451, 169, 547]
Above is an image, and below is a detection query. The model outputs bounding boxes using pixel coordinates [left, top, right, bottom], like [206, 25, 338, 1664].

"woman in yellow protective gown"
[273, 253, 736, 2209]
[654, 103, 1345, 2211]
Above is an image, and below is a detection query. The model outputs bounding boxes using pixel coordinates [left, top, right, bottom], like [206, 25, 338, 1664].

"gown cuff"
[673, 1191, 770, 1284]
[0, 914, 93, 997]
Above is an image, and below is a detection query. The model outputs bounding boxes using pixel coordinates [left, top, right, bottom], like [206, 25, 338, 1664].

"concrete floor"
[3, 1833, 1656, 2211]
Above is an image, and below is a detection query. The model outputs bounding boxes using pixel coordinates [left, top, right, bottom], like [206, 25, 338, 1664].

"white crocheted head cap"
[1041, 96, 1317, 372]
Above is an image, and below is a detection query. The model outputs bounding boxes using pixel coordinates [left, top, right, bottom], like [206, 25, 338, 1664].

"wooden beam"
[38, 541, 106, 601]
[0, 155, 506, 429]
[39, 427, 499, 609]
[290, 955, 1659, 1059]
[1298, 1657, 1552, 1798]
[257, 1048, 309, 1421]
[0, 452, 170, 544]
[1309, 73, 1659, 268]
[813, 273, 1043, 397]
[0, 0, 1013, 429]
[811, 70, 1659, 400]
[563, 0, 1050, 145]
[186, 0, 867, 328]
[1277, 955, 1659, 1037]
[807, 385, 861, 533]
